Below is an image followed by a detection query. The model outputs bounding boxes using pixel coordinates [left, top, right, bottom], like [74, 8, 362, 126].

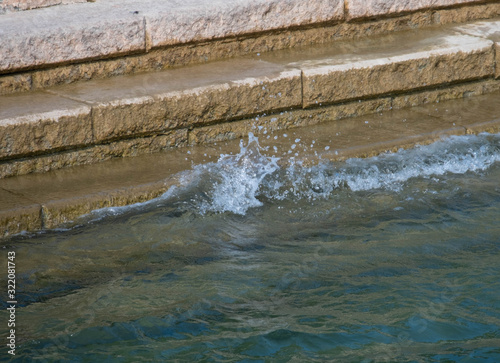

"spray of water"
[194, 133, 280, 215]
[84, 132, 500, 220]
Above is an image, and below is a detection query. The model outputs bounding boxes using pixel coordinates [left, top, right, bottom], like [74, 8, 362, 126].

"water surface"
[2, 132, 500, 362]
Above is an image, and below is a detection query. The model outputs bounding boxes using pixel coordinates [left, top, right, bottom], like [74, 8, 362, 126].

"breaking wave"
[85, 132, 500, 220]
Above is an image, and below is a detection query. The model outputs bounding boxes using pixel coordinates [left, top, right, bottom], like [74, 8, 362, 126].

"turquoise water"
[2, 133, 500, 362]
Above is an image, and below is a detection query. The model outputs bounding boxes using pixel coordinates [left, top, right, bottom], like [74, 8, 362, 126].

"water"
[1, 132, 500, 362]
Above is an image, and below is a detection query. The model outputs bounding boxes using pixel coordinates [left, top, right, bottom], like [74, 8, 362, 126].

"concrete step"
[1, 91, 500, 238]
[1, 19, 500, 178]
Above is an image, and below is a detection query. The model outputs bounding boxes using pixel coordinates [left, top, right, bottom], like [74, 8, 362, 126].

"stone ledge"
[346, 0, 490, 20]
[0, 0, 344, 75]
[1, 91, 500, 238]
[1, 21, 499, 177]
[298, 33, 494, 107]
[0, 3, 145, 73]
[454, 19, 500, 78]
[1, 4, 500, 96]
[0, 92, 93, 159]
[142, 0, 344, 48]
[1, 0, 500, 83]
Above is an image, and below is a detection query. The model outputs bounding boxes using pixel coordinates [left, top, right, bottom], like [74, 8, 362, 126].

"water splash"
[194, 132, 280, 215]
[258, 133, 500, 202]
[335, 133, 500, 192]
[84, 132, 500, 220]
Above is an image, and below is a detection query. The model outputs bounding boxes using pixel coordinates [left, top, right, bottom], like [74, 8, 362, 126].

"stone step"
[1, 19, 500, 178]
[2, 0, 500, 94]
[1, 91, 500, 238]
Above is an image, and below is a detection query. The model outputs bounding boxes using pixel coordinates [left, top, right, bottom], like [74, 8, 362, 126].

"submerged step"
[1, 20, 500, 178]
[1, 91, 500, 238]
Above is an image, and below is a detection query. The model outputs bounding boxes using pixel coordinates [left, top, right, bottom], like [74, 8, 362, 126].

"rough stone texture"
[465, 119, 500, 134]
[162, 69, 302, 130]
[91, 98, 168, 142]
[90, 67, 301, 141]
[312, 110, 465, 161]
[0, 0, 343, 74]
[409, 91, 500, 133]
[497, 44, 500, 79]
[29, 60, 144, 92]
[141, 0, 344, 48]
[0, 131, 187, 178]
[0, 187, 42, 237]
[3, 3, 500, 95]
[189, 98, 392, 145]
[47, 59, 302, 142]
[432, 3, 500, 25]
[0, 73, 32, 95]
[455, 19, 500, 39]
[301, 34, 494, 107]
[391, 79, 500, 109]
[346, 0, 486, 20]
[41, 182, 169, 229]
[0, 92, 92, 159]
[0, 13, 434, 95]
[0, 203, 42, 237]
[0, 0, 89, 14]
[0, 2, 145, 73]
[91, 131, 188, 158]
[454, 20, 500, 78]
[1, 18, 500, 178]
[2, 89, 500, 237]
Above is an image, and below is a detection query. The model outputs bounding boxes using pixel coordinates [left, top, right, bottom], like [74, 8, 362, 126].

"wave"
[84, 132, 500, 220]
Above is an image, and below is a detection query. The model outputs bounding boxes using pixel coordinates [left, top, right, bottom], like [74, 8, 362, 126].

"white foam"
[79, 132, 500, 220]
[195, 133, 280, 215]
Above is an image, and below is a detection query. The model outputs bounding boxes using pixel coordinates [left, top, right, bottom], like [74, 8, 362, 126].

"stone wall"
[1, 0, 500, 179]
[2, 0, 500, 236]
[1, 0, 500, 95]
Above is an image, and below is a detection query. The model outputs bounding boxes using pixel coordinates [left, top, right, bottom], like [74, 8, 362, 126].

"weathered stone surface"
[454, 20, 500, 78]
[92, 98, 168, 142]
[347, 0, 485, 19]
[432, 3, 500, 25]
[0, 12, 434, 96]
[2, 89, 500, 237]
[409, 90, 500, 130]
[1, 16, 500, 180]
[0, 131, 187, 178]
[0, 0, 343, 74]
[189, 98, 392, 145]
[455, 19, 500, 40]
[497, 44, 500, 79]
[0, 92, 92, 159]
[92, 131, 188, 158]
[301, 33, 494, 107]
[464, 119, 500, 134]
[0, 73, 32, 95]
[41, 182, 169, 229]
[0, 188, 41, 237]
[48, 59, 302, 141]
[0, 0, 88, 14]
[4, 2, 500, 95]
[0, 2, 145, 73]
[162, 69, 302, 130]
[391, 79, 500, 109]
[142, 0, 344, 48]
[0, 204, 42, 237]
